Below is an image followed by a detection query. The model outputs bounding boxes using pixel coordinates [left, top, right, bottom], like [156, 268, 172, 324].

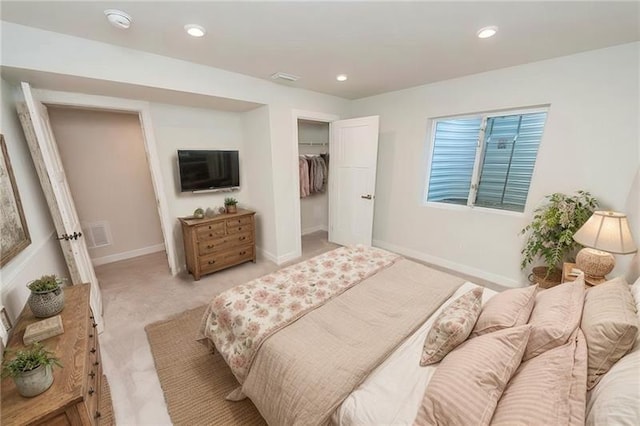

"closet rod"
[298, 141, 328, 146]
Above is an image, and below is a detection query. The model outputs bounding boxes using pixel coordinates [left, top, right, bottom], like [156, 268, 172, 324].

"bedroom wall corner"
[0, 78, 69, 326]
[349, 42, 640, 288]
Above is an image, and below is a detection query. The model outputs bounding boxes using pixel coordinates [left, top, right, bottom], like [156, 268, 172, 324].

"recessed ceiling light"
[336, 74, 348, 82]
[477, 26, 498, 39]
[104, 9, 132, 29]
[185, 24, 206, 38]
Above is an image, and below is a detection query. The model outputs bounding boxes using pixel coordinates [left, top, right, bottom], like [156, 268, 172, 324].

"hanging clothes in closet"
[299, 154, 329, 198]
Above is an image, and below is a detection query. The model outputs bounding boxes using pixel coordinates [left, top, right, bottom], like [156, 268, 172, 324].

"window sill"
[423, 201, 525, 217]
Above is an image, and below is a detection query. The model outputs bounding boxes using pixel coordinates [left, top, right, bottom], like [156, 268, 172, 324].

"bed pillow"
[420, 287, 483, 366]
[581, 276, 639, 390]
[414, 325, 531, 426]
[492, 329, 587, 425]
[524, 277, 585, 361]
[472, 284, 538, 337]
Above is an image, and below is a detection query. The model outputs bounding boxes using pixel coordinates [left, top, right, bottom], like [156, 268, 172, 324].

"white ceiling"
[2, 1, 639, 100]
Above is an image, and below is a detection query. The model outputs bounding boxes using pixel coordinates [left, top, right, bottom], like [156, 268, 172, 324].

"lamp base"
[575, 248, 614, 285]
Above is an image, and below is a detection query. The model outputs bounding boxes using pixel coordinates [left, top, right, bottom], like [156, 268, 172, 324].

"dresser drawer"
[227, 223, 253, 235]
[199, 244, 254, 273]
[226, 216, 253, 227]
[195, 222, 226, 241]
[197, 231, 253, 256]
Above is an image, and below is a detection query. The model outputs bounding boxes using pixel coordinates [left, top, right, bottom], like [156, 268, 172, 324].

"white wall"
[0, 79, 68, 328]
[47, 107, 164, 264]
[242, 106, 277, 260]
[149, 102, 250, 270]
[350, 43, 639, 287]
[298, 120, 329, 235]
[0, 22, 351, 264]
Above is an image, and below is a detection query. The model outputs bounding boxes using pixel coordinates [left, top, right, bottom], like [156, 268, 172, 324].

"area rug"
[145, 306, 266, 426]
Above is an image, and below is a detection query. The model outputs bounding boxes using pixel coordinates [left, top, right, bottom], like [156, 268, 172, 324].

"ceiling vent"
[104, 9, 133, 29]
[271, 72, 301, 82]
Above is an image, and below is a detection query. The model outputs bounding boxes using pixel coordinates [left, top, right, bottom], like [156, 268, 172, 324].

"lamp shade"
[573, 211, 637, 254]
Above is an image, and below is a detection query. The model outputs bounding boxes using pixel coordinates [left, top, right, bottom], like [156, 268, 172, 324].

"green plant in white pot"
[224, 197, 238, 214]
[27, 275, 65, 318]
[520, 191, 598, 286]
[2, 342, 62, 397]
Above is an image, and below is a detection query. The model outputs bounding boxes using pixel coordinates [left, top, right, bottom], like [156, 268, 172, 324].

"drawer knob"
[90, 348, 96, 353]
[89, 371, 95, 378]
[88, 387, 95, 395]
[207, 244, 214, 249]
[238, 227, 243, 231]
[94, 361, 100, 366]
[92, 322, 97, 328]
[89, 333, 93, 338]
[239, 236, 246, 241]
[208, 260, 216, 265]
[209, 233, 214, 237]
[95, 411, 102, 419]
[240, 251, 246, 255]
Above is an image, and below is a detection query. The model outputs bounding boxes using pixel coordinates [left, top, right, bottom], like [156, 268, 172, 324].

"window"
[426, 109, 548, 212]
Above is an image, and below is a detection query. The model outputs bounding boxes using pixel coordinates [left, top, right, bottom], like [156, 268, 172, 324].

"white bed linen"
[332, 281, 498, 425]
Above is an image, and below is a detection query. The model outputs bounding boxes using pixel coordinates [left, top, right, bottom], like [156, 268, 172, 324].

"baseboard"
[372, 239, 519, 288]
[257, 246, 278, 264]
[276, 250, 300, 265]
[301, 225, 328, 236]
[91, 243, 165, 266]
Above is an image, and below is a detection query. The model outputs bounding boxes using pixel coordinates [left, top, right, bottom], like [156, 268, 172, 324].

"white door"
[17, 82, 104, 333]
[329, 116, 380, 246]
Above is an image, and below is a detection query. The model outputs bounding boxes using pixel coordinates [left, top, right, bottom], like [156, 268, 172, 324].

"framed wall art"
[0, 134, 31, 266]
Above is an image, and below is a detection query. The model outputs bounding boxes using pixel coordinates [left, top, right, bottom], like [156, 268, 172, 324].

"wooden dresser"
[180, 208, 257, 280]
[1, 284, 111, 426]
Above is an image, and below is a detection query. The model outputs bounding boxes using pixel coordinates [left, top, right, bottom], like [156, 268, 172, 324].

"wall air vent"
[83, 221, 112, 249]
[271, 72, 301, 82]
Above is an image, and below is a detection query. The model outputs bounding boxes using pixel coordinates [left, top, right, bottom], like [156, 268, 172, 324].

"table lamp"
[572, 211, 637, 285]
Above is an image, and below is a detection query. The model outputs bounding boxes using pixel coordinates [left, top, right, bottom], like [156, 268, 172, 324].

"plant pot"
[528, 266, 562, 289]
[28, 286, 65, 318]
[225, 205, 237, 214]
[13, 364, 54, 397]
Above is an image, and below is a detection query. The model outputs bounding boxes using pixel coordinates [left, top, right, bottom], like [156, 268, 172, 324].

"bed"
[198, 246, 640, 425]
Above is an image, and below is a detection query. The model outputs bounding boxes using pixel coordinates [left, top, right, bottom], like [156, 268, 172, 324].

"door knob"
[360, 194, 373, 200]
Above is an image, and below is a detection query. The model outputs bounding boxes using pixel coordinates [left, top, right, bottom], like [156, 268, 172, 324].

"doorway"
[298, 119, 330, 252]
[47, 107, 166, 268]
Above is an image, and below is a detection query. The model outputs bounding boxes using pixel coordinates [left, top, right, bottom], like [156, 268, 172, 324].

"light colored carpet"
[145, 306, 266, 426]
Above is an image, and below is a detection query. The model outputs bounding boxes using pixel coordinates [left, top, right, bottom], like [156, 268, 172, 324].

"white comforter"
[333, 282, 498, 425]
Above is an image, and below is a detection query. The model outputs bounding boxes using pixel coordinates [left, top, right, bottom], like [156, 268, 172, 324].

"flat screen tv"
[177, 150, 240, 192]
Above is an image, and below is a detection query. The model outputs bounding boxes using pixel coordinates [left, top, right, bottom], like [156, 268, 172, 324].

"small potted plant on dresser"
[520, 191, 598, 288]
[27, 275, 65, 318]
[2, 342, 62, 397]
[224, 197, 238, 214]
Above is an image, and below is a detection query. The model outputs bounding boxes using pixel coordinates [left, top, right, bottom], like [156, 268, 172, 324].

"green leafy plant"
[520, 191, 598, 273]
[27, 275, 64, 293]
[1, 343, 62, 378]
[224, 197, 238, 206]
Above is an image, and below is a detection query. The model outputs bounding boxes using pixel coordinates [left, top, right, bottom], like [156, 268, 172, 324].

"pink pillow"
[472, 285, 538, 337]
[420, 287, 483, 365]
[524, 278, 585, 360]
[415, 325, 531, 426]
[491, 329, 587, 425]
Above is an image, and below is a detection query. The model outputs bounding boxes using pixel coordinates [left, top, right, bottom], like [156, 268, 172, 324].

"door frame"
[33, 88, 178, 275]
[291, 110, 340, 260]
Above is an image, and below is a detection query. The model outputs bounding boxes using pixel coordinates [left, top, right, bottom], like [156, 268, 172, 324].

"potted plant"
[224, 197, 238, 214]
[520, 191, 598, 287]
[27, 275, 65, 318]
[2, 342, 61, 397]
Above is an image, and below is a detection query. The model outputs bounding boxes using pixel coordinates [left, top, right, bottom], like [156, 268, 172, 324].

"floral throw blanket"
[198, 245, 401, 383]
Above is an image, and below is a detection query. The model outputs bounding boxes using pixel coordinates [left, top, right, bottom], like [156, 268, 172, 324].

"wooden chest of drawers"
[180, 209, 257, 280]
[1, 284, 111, 426]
